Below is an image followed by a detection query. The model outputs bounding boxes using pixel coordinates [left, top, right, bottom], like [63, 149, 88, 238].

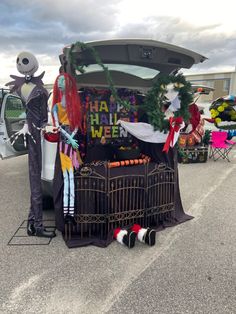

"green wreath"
[68, 41, 192, 132]
[142, 74, 192, 132]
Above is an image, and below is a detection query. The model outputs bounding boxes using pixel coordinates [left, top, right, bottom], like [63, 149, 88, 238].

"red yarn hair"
[52, 73, 82, 130]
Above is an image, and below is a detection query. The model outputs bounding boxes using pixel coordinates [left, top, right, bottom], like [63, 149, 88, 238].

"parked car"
[0, 39, 207, 206]
[0, 87, 27, 159]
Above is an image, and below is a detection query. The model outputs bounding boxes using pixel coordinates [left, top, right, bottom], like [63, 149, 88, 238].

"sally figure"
[52, 73, 83, 223]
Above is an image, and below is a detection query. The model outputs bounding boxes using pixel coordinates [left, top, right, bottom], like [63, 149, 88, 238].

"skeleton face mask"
[16, 52, 39, 76]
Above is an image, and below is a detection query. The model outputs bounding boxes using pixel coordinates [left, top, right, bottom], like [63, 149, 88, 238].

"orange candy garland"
[108, 155, 151, 168]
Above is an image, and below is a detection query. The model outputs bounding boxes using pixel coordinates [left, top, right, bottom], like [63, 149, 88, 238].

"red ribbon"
[163, 116, 183, 153]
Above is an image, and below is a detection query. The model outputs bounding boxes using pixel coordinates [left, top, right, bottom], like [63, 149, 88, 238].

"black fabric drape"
[53, 142, 193, 248]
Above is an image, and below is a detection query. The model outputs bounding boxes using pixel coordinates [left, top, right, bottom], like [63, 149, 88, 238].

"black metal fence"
[65, 162, 176, 241]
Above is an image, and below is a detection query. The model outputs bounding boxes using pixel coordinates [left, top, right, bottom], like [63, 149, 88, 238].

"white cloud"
[1, 0, 236, 85]
[116, 0, 236, 33]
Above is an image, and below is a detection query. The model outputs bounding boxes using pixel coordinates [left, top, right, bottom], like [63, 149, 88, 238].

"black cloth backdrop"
[53, 142, 193, 248]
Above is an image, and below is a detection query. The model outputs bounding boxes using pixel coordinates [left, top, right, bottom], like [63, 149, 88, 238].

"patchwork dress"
[57, 102, 81, 218]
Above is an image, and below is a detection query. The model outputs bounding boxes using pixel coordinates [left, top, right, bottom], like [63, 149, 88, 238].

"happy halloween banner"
[87, 98, 138, 144]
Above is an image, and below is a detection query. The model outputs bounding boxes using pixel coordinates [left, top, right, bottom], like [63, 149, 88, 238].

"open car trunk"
[60, 39, 207, 90]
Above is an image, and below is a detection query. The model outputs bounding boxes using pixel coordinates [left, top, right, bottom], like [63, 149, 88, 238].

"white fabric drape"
[117, 120, 168, 143]
[117, 120, 185, 147]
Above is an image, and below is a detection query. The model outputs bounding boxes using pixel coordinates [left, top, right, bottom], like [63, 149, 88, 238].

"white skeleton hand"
[32, 123, 57, 134]
[7, 123, 36, 147]
[32, 122, 46, 132]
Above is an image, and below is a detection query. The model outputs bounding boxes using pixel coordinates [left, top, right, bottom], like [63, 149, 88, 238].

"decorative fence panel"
[65, 162, 176, 241]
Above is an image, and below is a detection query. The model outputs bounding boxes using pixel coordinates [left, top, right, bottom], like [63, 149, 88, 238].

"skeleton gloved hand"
[66, 130, 79, 149]
[67, 135, 79, 149]
[8, 122, 36, 147]
[59, 126, 79, 149]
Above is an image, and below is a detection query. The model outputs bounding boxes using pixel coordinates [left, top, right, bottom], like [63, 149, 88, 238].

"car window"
[5, 96, 26, 119]
[79, 64, 160, 79]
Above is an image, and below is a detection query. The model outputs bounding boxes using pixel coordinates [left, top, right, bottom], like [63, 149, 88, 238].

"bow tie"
[25, 75, 32, 83]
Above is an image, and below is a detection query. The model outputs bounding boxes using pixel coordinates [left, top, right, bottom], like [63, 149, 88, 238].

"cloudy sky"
[1, 0, 236, 86]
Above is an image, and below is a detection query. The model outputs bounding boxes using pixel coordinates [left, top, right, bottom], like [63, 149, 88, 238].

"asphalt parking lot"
[1, 151, 236, 314]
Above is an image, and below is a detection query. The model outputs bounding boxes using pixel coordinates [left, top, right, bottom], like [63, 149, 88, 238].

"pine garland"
[68, 41, 192, 132]
[68, 41, 131, 111]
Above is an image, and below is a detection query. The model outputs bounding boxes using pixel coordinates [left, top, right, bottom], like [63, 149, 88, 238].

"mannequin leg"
[68, 168, 75, 217]
[62, 169, 69, 217]
[60, 152, 71, 217]
[113, 227, 136, 248]
[131, 224, 156, 246]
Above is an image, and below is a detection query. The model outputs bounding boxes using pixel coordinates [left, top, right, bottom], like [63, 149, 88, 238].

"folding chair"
[209, 131, 235, 162]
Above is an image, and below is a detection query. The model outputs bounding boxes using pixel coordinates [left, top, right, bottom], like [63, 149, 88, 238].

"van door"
[0, 92, 27, 159]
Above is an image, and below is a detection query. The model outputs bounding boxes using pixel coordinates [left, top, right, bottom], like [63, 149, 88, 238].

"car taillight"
[44, 132, 59, 142]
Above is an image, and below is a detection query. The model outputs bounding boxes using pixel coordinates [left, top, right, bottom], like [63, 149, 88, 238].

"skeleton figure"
[51, 73, 82, 223]
[6, 51, 56, 238]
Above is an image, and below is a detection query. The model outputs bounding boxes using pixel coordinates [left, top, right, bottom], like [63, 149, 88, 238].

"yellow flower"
[215, 117, 222, 124]
[217, 106, 224, 112]
[222, 102, 229, 108]
[210, 109, 219, 118]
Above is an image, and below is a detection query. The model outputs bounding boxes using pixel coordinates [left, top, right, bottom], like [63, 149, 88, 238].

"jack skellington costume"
[6, 52, 56, 238]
